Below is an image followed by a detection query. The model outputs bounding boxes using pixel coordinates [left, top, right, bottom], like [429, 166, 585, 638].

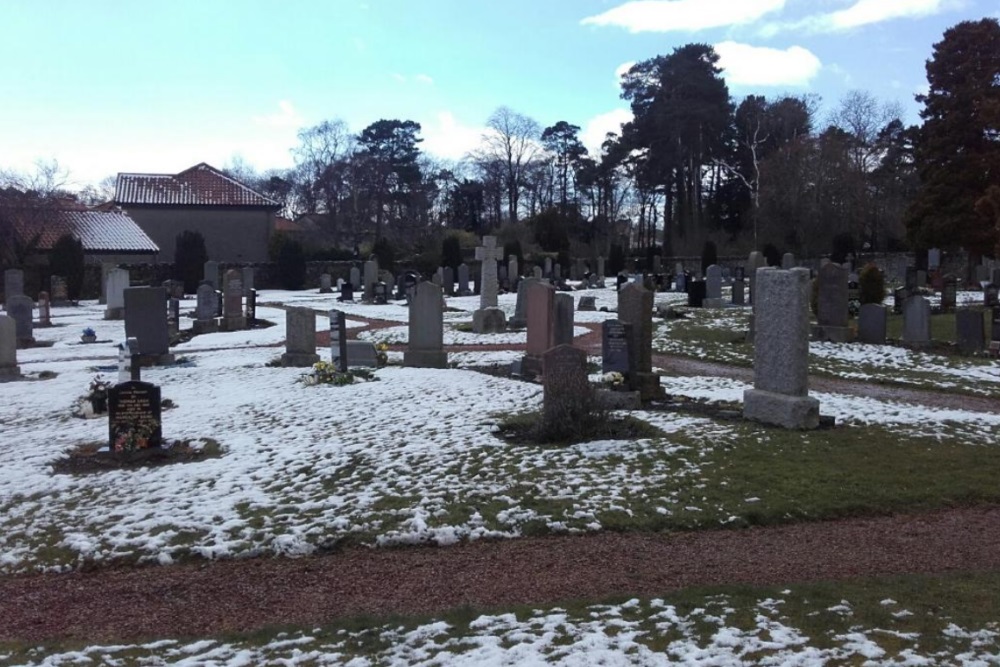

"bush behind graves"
[174, 230, 208, 294]
[441, 235, 462, 271]
[859, 262, 886, 305]
[701, 240, 718, 275]
[608, 244, 625, 276]
[49, 234, 85, 300]
[276, 238, 307, 290]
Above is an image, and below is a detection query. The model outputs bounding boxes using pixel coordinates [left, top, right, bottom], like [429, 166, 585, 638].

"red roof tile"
[114, 162, 279, 208]
[15, 208, 159, 254]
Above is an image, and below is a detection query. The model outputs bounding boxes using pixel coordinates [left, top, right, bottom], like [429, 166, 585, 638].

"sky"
[0, 0, 997, 189]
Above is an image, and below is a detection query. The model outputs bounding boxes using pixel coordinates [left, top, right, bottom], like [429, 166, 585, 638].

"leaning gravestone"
[7, 295, 34, 346]
[542, 345, 592, 433]
[817, 262, 850, 342]
[473, 236, 506, 333]
[0, 315, 21, 378]
[281, 307, 321, 367]
[404, 281, 447, 368]
[743, 268, 819, 429]
[329, 309, 348, 372]
[521, 281, 555, 377]
[104, 268, 129, 320]
[4, 268, 24, 307]
[618, 282, 660, 401]
[956, 310, 985, 355]
[203, 261, 219, 289]
[108, 380, 162, 453]
[553, 293, 574, 347]
[124, 287, 172, 362]
[601, 319, 630, 375]
[857, 303, 887, 345]
[901, 296, 931, 347]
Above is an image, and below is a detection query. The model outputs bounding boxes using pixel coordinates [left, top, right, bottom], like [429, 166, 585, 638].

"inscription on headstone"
[108, 381, 162, 452]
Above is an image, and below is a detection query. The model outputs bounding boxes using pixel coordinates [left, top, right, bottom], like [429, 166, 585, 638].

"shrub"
[859, 262, 886, 305]
[608, 244, 625, 276]
[503, 239, 523, 272]
[441, 235, 462, 271]
[831, 233, 855, 264]
[701, 241, 718, 275]
[174, 230, 208, 293]
[276, 238, 306, 290]
[762, 243, 781, 267]
[372, 237, 395, 273]
[50, 234, 85, 300]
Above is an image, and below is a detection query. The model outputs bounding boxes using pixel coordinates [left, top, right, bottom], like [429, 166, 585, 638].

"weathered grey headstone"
[349, 266, 361, 290]
[857, 303, 887, 345]
[508, 256, 519, 285]
[4, 269, 24, 307]
[203, 261, 219, 289]
[329, 309, 348, 372]
[346, 340, 379, 368]
[457, 263, 470, 295]
[319, 273, 333, 294]
[544, 257, 553, 278]
[618, 283, 660, 400]
[743, 268, 819, 429]
[281, 307, 320, 367]
[928, 248, 941, 270]
[124, 287, 171, 359]
[956, 310, 985, 354]
[902, 296, 931, 346]
[941, 275, 958, 312]
[781, 253, 795, 270]
[432, 267, 443, 287]
[50, 276, 69, 305]
[578, 296, 596, 311]
[242, 267, 255, 296]
[403, 281, 447, 368]
[509, 277, 538, 329]
[193, 283, 218, 334]
[542, 345, 592, 433]
[7, 295, 33, 345]
[0, 315, 20, 378]
[473, 236, 506, 333]
[601, 319, 629, 375]
[533, 266, 543, 280]
[704, 264, 723, 307]
[99, 262, 113, 305]
[553, 293, 574, 347]
[732, 278, 745, 306]
[363, 260, 379, 302]
[37, 291, 51, 326]
[521, 281, 555, 377]
[104, 268, 129, 320]
[746, 252, 766, 305]
[817, 262, 850, 342]
[223, 269, 245, 330]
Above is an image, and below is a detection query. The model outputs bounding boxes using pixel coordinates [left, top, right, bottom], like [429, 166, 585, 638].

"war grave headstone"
[781, 253, 795, 270]
[941, 275, 958, 312]
[363, 259, 379, 302]
[857, 303, 887, 345]
[329, 309, 348, 372]
[242, 267, 255, 296]
[346, 340, 379, 368]
[104, 268, 129, 320]
[319, 273, 333, 294]
[457, 263, 471, 296]
[404, 281, 447, 368]
[4, 269, 24, 308]
[281, 307, 320, 367]
[8, 295, 34, 347]
[193, 284, 219, 334]
[37, 292, 51, 327]
[902, 296, 931, 347]
[108, 380, 162, 453]
[0, 315, 21, 379]
[704, 264, 724, 307]
[816, 262, 850, 343]
[956, 309, 985, 354]
[203, 261, 219, 289]
[618, 282, 661, 401]
[473, 236, 506, 333]
[509, 278, 539, 329]
[578, 296, 596, 311]
[601, 319, 630, 375]
[743, 268, 819, 429]
[124, 287, 173, 363]
[521, 281, 555, 378]
[554, 293, 574, 347]
[50, 276, 69, 306]
[542, 345, 592, 431]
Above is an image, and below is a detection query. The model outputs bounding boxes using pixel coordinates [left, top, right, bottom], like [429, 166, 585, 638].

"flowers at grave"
[113, 424, 154, 452]
[299, 361, 377, 387]
[82, 327, 96, 338]
[601, 371, 625, 388]
[375, 342, 389, 367]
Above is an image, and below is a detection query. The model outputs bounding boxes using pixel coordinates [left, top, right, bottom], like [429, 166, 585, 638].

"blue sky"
[1, 0, 997, 188]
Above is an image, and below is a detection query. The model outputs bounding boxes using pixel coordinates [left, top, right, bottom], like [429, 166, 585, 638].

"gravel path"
[3, 506, 999, 643]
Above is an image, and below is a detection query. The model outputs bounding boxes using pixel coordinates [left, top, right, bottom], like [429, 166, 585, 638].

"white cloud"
[581, 109, 633, 155]
[581, 0, 786, 33]
[420, 112, 486, 161]
[614, 61, 636, 89]
[415, 73, 434, 85]
[391, 72, 406, 83]
[714, 41, 821, 87]
[824, 0, 952, 30]
[252, 100, 303, 129]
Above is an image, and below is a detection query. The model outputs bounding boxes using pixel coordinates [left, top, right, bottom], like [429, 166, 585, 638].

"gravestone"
[905, 267, 918, 292]
[7, 295, 34, 346]
[281, 307, 321, 367]
[242, 267, 255, 296]
[124, 287, 172, 361]
[404, 281, 447, 368]
[432, 268, 443, 287]
[193, 283, 218, 334]
[617, 273, 629, 292]
[986, 285, 999, 308]
[781, 253, 795, 270]
[674, 273, 687, 293]
[521, 281, 555, 377]
[37, 292, 51, 326]
[509, 277, 539, 329]
[350, 266, 361, 291]
[941, 275, 958, 312]
[992, 307, 1000, 343]
[339, 282, 354, 302]
[99, 262, 113, 305]
[893, 287, 907, 314]
[329, 309, 348, 372]
[223, 269, 245, 330]
[443, 266, 455, 297]
[4, 268, 24, 307]
[743, 268, 819, 429]
[162, 279, 184, 300]
[901, 296, 931, 346]
[542, 345, 592, 432]
[817, 262, 850, 342]
[857, 303, 887, 345]
[618, 283, 660, 401]
[50, 276, 69, 305]
[601, 319, 630, 375]
[319, 273, 333, 293]
[246, 289, 257, 325]
[553, 264, 561, 281]
[533, 266, 543, 280]
[597, 257, 606, 280]
[104, 268, 129, 319]
[215, 289, 223, 317]
[346, 340, 379, 368]
[508, 256, 519, 289]
[651, 256, 662, 276]
[732, 278, 745, 306]
[544, 257, 553, 278]
[0, 315, 20, 378]
[746, 252, 766, 305]
[167, 298, 180, 335]
[553, 293, 574, 346]
[457, 263, 470, 295]
[917, 269, 928, 288]
[578, 296, 596, 311]
[203, 261, 219, 289]
[363, 260, 379, 302]
[704, 265, 723, 307]
[956, 310, 985, 354]
[928, 248, 941, 270]
[687, 280, 706, 308]
[108, 380, 162, 452]
[473, 236, 506, 333]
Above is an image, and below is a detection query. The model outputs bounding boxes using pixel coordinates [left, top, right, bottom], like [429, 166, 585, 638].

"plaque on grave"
[108, 380, 162, 452]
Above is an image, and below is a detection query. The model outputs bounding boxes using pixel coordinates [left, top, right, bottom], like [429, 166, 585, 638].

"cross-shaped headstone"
[475, 236, 503, 309]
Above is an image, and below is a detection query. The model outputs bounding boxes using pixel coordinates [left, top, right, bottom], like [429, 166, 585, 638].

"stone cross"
[475, 236, 502, 309]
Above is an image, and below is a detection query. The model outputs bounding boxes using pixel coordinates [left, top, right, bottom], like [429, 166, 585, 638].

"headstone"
[578, 296, 596, 311]
[162, 279, 185, 300]
[442, 266, 455, 297]
[956, 310, 985, 354]
[167, 298, 180, 335]
[941, 275, 957, 312]
[544, 257, 553, 278]
[553, 293, 574, 346]
[329, 309, 348, 372]
[601, 319, 630, 375]
[617, 273, 629, 292]
[521, 281, 555, 377]
[363, 260, 379, 301]
[742, 268, 819, 430]
[7, 295, 34, 346]
[542, 345, 592, 432]
[817, 262, 850, 342]
[432, 268, 443, 287]
[319, 273, 333, 294]
[242, 267, 255, 296]
[37, 291, 51, 326]
[203, 261, 219, 289]
[404, 281, 447, 368]
[705, 265, 722, 304]
[857, 303, 887, 345]
[533, 266, 543, 280]
[223, 269, 245, 330]
[781, 253, 795, 270]
[732, 278, 745, 306]
[0, 315, 20, 378]
[509, 278, 539, 329]
[346, 340, 379, 368]
[108, 380, 162, 452]
[194, 283, 218, 334]
[928, 248, 941, 271]
[281, 307, 321, 367]
[675, 272, 687, 293]
[101, 268, 128, 320]
[50, 276, 69, 305]
[457, 263, 470, 295]
[246, 289, 257, 325]
[339, 282, 354, 302]
[508, 256, 519, 286]
[473, 236, 506, 333]
[553, 264, 562, 281]
[986, 285, 999, 308]
[992, 307, 1000, 343]
[124, 287, 171, 360]
[687, 280, 706, 308]
[4, 269, 24, 307]
[992, 269, 1000, 291]
[901, 296, 931, 346]
[350, 266, 361, 291]
[618, 283, 660, 400]
[99, 262, 113, 305]
[917, 269, 928, 288]
[746, 252, 766, 304]
[652, 256, 662, 276]
[597, 257, 605, 280]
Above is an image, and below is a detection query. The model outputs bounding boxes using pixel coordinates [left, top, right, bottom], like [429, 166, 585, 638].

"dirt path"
[3, 506, 999, 643]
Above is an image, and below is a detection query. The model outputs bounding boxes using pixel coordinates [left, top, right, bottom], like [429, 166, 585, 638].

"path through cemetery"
[2, 505, 999, 643]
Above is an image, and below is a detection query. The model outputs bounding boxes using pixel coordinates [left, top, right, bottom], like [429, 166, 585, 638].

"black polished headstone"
[108, 380, 162, 452]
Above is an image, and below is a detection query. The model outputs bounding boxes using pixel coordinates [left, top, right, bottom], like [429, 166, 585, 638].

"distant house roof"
[274, 216, 303, 233]
[114, 162, 280, 208]
[12, 206, 159, 255]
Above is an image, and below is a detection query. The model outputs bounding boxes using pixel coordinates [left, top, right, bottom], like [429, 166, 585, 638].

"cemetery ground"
[3, 287, 1000, 664]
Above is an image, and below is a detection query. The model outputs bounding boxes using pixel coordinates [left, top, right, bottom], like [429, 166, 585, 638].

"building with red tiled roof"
[114, 163, 279, 262]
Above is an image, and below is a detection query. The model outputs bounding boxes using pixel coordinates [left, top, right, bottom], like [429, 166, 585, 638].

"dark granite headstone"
[956, 310, 985, 354]
[339, 283, 354, 302]
[601, 319, 630, 374]
[108, 380, 162, 452]
[124, 287, 169, 356]
[857, 304, 887, 345]
[329, 309, 348, 372]
[985, 285, 998, 308]
[687, 280, 706, 307]
[246, 289, 257, 324]
[732, 278, 745, 306]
